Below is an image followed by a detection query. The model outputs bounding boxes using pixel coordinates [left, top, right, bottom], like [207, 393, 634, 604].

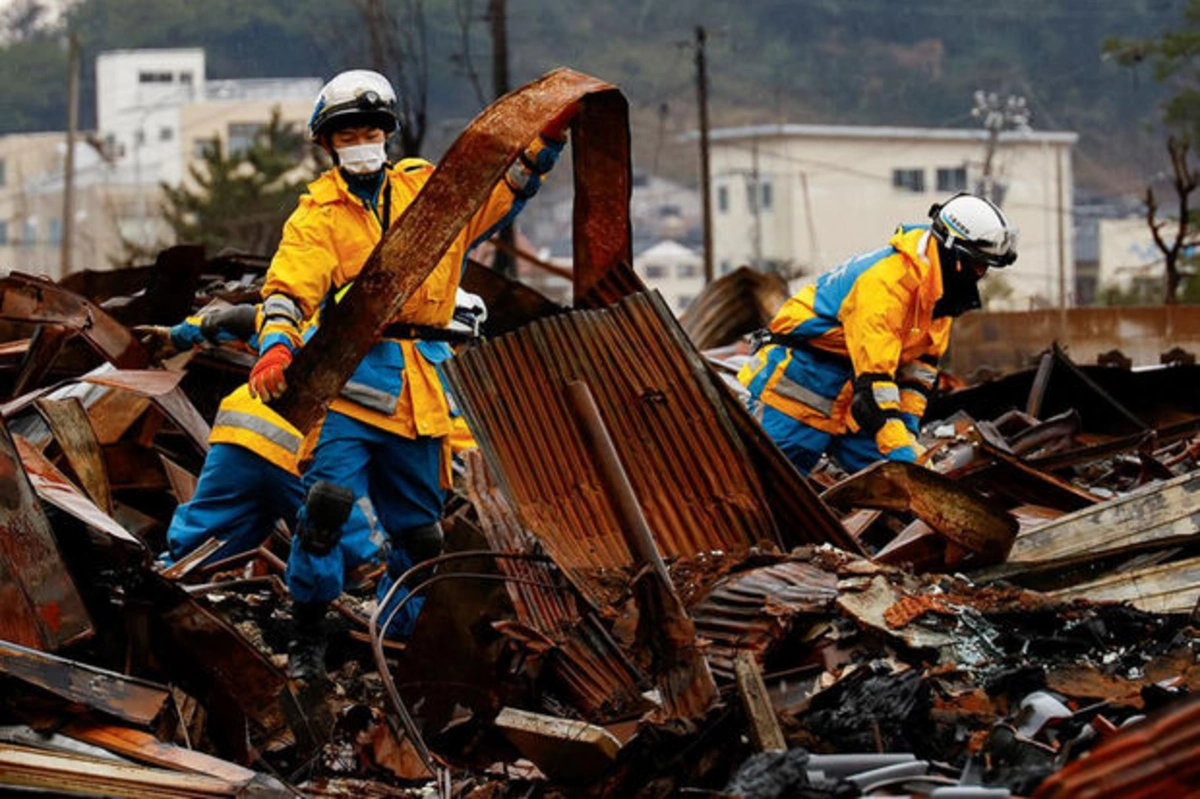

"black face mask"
[932, 242, 983, 319]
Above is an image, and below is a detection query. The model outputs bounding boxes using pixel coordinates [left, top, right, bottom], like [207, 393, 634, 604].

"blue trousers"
[285, 410, 444, 638]
[165, 443, 304, 565]
[757, 404, 918, 475]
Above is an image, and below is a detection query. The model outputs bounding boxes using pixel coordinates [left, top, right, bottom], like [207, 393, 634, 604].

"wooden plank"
[980, 471, 1200, 581]
[61, 722, 259, 785]
[0, 420, 92, 651]
[0, 640, 170, 727]
[494, 706, 621, 784]
[1049, 554, 1200, 615]
[87, 388, 152, 445]
[35, 396, 114, 515]
[13, 435, 143, 547]
[0, 742, 241, 798]
[734, 650, 787, 752]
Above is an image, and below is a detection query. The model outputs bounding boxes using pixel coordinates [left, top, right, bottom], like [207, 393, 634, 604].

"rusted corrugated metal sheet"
[679, 266, 788, 351]
[690, 559, 838, 679]
[0, 420, 92, 652]
[446, 292, 784, 585]
[1033, 694, 1200, 799]
[462, 451, 651, 722]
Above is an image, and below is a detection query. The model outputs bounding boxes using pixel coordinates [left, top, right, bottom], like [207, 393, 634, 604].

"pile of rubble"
[0, 247, 1195, 798]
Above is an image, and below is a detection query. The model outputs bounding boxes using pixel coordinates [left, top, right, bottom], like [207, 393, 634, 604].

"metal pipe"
[564, 380, 669, 579]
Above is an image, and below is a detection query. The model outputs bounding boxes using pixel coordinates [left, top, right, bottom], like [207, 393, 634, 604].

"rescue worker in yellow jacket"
[248, 69, 573, 681]
[152, 304, 308, 566]
[739, 193, 1018, 475]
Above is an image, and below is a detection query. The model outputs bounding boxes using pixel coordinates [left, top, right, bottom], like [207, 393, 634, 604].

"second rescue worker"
[248, 70, 575, 681]
[739, 192, 1018, 475]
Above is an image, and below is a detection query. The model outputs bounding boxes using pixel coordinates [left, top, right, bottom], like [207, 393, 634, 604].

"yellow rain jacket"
[739, 225, 951, 455]
[260, 138, 560, 443]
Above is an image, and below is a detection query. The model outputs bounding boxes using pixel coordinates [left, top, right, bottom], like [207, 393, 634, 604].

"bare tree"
[450, 0, 488, 107]
[349, 0, 429, 157]
[1146, 136, 1200, 305]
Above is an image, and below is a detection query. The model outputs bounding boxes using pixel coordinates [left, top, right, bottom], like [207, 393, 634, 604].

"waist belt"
[750, 329, 850, 366]
[380, 323, 477, 344]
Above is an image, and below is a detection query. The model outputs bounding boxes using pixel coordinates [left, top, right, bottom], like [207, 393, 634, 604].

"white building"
[0, 48, 320, 280]
[633, 240, 704, 315]
[707, 124, 1077, 310]
[1096, 216, 1169, 298]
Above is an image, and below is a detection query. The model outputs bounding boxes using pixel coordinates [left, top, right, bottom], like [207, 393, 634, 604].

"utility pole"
[60, 30, 79, 278]
[695, 25, 714, 284]
[971, 90, 1029, 207]
[489, 0, 515, 279]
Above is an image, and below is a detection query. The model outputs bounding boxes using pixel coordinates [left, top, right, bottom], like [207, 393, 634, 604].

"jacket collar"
[307, 165, 395, 206]
[888, 224, 945, 318]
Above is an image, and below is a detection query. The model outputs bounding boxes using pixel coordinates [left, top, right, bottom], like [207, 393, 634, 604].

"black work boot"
[287, 600, 329, 683]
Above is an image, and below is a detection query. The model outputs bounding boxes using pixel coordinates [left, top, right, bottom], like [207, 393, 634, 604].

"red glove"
[542, 101, 580, 142]
[248, 344, 293, 401]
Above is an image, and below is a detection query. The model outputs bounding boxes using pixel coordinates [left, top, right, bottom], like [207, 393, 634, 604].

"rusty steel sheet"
[81, 371, 210, 455]
[0, 640, 170, 727]
[13, 435, 144, 549]
[822, 461, 1019, 563]
[11, 323, 72, 398]
[445, 292, 783, 586]
[0, 273, 149, 369]
[272, 68, 626, 432]
[0, 420, 92, 651]
[34, 397, 113, 515]
[690, 559, 838, 680]
[679, 266, 789, 351]
[462, 451, 651, 722]
[1032, 694, 1200, 799]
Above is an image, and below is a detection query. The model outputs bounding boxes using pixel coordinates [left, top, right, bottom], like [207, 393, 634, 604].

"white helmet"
[929, 193, 1018, 268]
[308, 70, 399, 142]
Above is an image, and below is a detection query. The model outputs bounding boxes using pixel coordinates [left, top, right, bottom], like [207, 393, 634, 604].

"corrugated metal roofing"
[446, 292, 786, 586]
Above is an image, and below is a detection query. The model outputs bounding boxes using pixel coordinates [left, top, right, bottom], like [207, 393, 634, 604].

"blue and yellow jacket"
[171, 305, 309, 475]
[259, 137, 561, 449]
[738, 225, 949, 458]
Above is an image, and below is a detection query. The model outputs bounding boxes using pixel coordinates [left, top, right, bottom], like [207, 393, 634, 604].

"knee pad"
[297, 481, 354, 556]
[397, 521, 444, 565]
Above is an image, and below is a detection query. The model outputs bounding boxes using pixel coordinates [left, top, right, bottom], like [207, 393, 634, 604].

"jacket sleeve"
[259, 198, 338, 352]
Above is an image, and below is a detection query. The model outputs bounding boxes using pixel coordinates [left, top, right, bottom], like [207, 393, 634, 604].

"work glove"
[132, 325, 178, 361]
[449, 288, 488, 337]
[248, 344, 293, 401]
[850, 372, 922, 463]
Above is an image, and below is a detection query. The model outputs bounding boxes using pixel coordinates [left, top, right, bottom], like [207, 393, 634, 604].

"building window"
[937, 167, 967, 192]
[677, 295, 695, 310]
[0, 158, 6, 187]
[138, 71, 174, 84]
[892, 168, 925, 193]
[179, 71, 194, 85]
[0, 220, 8, 246]
[678, 263, 698, 278]
[21, 219, 35, 247]
[159, 126, 174, 142]
[720, 260, 732, 275]
[717, 185, 729, 213]
[134, 130, 146, 146]
[193, 138, 218, 159]
[761, 181, 773, 210]
[227, 122, 263, 156]
[643, 264, 666, 279]
[47, 217, 61, 246]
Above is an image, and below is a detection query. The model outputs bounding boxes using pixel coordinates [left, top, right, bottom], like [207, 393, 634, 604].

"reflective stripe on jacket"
[209, 385, 306, 475]
[262, 139, 560, 439]
[739, 225, 951, 435]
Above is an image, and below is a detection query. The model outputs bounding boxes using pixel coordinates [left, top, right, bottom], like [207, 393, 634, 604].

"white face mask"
[336, 142, 387, 175]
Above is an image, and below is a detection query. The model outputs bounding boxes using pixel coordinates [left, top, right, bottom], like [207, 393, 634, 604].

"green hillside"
[0, 0, 1186, 193]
